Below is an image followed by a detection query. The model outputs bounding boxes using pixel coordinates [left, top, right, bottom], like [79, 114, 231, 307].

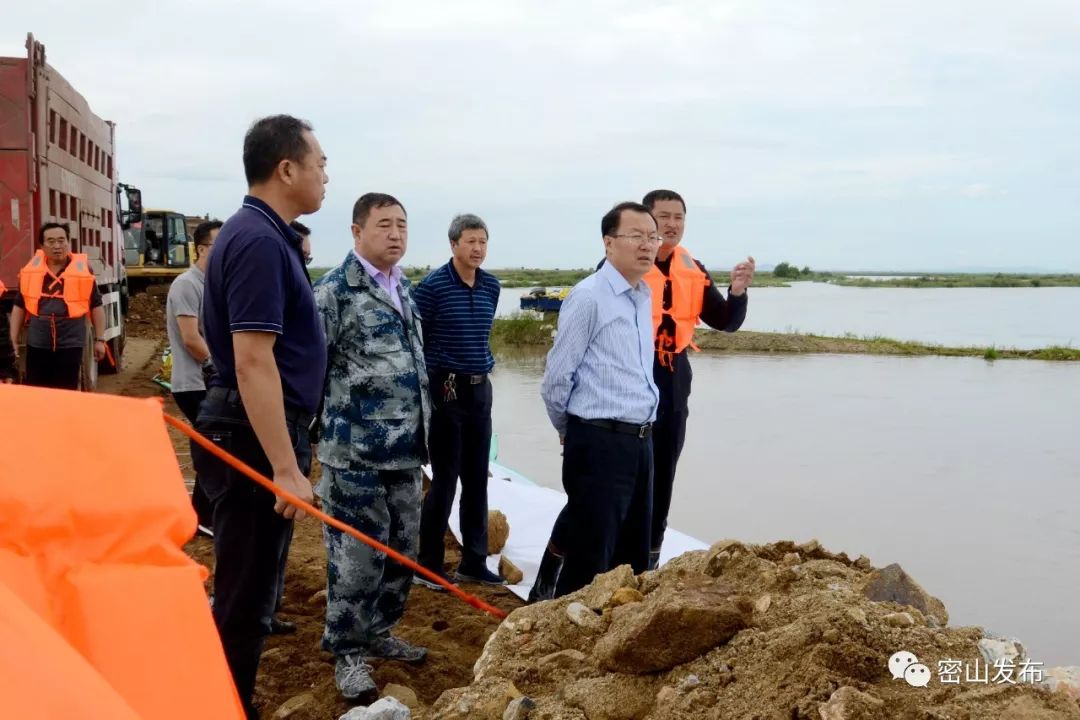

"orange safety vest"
[643, 245, 709, 368]
[18, 250, 95, 318]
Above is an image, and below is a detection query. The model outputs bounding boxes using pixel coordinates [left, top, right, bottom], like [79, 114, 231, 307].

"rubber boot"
[527, 545, 564, 603]
[647, 549, 661, 571]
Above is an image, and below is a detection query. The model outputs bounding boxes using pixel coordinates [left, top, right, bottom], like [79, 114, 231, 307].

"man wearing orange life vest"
[528, 189, 754, 601]
[8, 222, 106, 390]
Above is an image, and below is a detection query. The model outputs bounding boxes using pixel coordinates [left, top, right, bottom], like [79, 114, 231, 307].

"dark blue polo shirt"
[202, 196, 326, 414]
[414, 260, 500, 374]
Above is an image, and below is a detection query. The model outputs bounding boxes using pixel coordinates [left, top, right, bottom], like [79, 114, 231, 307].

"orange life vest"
[18, 250, 95, 318]
[0, 279, 6, 295]
[643, 245, 709, 367]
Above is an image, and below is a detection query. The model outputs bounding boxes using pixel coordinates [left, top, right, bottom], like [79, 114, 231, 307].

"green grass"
[489, 315, 1080, 361]
[830, 273, 1080, 288]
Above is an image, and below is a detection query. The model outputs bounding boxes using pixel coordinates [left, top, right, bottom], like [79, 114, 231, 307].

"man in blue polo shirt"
[413, 214, 506, 588]
[193, 114, 327, 719]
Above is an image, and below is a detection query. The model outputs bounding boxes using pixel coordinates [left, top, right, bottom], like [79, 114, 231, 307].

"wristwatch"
[95, 338, 106, 343]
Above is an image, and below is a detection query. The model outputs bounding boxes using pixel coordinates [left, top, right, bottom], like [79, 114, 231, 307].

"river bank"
[490, 315, 1080, 361]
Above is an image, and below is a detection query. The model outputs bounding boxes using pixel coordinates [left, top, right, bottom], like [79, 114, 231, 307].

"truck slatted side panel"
[0, 55, 33, 294]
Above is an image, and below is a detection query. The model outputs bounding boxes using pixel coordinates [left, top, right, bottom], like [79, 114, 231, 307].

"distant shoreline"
[308, 266, 1080, 289]
[491, 317, 1080, 361]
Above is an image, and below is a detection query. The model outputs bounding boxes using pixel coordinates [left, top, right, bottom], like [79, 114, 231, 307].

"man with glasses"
[529, 190, 754, 601]
[9, 222, 106, 390]
[291, 220, 313, 265]
[539, 201, 661, 597]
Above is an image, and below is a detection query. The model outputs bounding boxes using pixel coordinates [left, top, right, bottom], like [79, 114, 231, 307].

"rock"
[798, 539, 823, 556]
[846, 608, 868, 626]
[978, 635, 1027, 666]
[678, 674, 702, 690]
[539, 649, 587, 673]
[1043, 666, 1080, 699]
[566, 602, 602, 631]
[516, 618, 534, 633]
[562, 676, 657, 720]
[382, 684, 419, 709]
[854, 555, 872, 571]
[608, 587, 644, 608]
[823, 628, 841, 643]
[431, 678, 523, 720]
[862, 563, 949, 626]
[884, 612, 915, 628]
[308, 588, 328, 606]
[782, 552, 802, 567]
[655, 686, 678, 707]
[273, 692, 315, 718]
[262, 647, 285, 662]
[704, 539, 747, 575]
[581, 565, 638, 611]
[593, 577, 752, 674]
[499, 555, 524, 584]
[339, 697, 411, 720]
[817, 686, 886, 720]
[488, 511, 510, 555]
[755, 594, 773, 615]
[502, 697, 537, 720]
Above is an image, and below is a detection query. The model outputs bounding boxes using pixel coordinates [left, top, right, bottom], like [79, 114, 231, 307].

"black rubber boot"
[527, 545, 564, 603]
[647, 549, 662, 571]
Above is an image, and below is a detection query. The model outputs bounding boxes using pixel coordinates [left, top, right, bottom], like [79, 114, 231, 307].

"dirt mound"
[125, 290, 167, 339]
[431, 539, 1080, 720]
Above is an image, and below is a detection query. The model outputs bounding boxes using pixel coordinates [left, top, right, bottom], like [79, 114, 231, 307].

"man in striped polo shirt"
[413, 213, 507, 588]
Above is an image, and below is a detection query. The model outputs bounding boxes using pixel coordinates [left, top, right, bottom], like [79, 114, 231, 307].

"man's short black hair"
[352, 193, 406, 227]
[642, 189, 686, 213]
[290, 220, 311, 237]
[243, 115, 314, 186]
[38, 221, 69, 245]
[193, 220, 223, 246]
[601, 201, 654, 238]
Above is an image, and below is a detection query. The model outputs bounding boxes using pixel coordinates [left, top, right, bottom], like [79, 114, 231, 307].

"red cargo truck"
[0, 33, 127, 389]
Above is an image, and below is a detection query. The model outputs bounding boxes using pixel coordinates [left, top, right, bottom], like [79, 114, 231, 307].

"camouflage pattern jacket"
[314, 251, 432, 471]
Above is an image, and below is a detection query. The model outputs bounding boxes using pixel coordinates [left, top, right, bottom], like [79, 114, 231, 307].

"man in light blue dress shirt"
[540, 201, 661, 597]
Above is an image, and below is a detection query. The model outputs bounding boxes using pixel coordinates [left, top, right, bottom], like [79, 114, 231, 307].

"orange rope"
[164, 413, 508, 620]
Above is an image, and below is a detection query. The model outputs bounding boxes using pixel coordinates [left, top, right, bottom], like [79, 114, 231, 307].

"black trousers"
[25, 345, 82, 390]
[172, 390, 214, 530]
[553, 416, 653, 597]
[418, 370, 493, 572]
[548, 352, 692, 556]
[191, 392, 311, 720]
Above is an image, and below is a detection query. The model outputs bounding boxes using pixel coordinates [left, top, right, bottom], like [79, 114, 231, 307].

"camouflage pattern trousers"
[318, 465, 422, 657]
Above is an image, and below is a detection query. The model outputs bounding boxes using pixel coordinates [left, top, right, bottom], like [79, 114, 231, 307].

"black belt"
[571, 415, 652, 438]
[205, 387, 317, 431]
[433, 369, 487, 385]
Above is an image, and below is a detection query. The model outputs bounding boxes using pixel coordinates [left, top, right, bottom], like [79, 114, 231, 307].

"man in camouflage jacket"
[313, 193, 432, 702]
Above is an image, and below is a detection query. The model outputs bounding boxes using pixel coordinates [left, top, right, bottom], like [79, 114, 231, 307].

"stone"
[608, 587, 644, 608]
[823, 628, 841, 643]
[273, 692, 315, 719]
[817, 686, 886, 720]
[1042, 666, 1080, 699]
[488, 511, 510, 555]
[862, 563, 949, 626]
[499, 555, 524, 584]
[593, 577, 752, 674]
[308, 588, 328, 606]
[782, 552, 802, 567]
[261, 647, 285, 662]
[884, 612, 915, 628]
[755, 594, 773, 615]
[854, 555, 872, 571]
[382, 684, 419, 709]
[655, 686, 678, 707]
[581, 564, 638, 611]
[539, 649, 587, 673]
[797, 538, 823, 556]
[516, 618, 534, 633]
[678, 674, 702, 691]
[339, 697, 411, 720]
[431, 678, 523, 720]
[846, 607, 868, 626]
[562, 676, 657, 720]
[566, 602, 602, 631]
[502, 697, 537, 720]
[978, 635, 1027, 666]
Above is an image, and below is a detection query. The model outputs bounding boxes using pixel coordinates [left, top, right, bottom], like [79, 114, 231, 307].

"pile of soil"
[433, 540, 1080, 719]
[125, 289, 168, 339]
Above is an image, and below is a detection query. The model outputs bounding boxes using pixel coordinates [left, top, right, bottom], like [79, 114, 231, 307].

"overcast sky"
[5, 1, 1079, 271]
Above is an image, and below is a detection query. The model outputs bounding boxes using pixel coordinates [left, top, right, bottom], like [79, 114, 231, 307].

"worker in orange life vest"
[8, 222, 106, 390]
[529, 189, 755, 602]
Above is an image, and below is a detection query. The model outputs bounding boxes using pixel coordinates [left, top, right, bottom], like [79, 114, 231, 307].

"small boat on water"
[519, 287, 569, 313]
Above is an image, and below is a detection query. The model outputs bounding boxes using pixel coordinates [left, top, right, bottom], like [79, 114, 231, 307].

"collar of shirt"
[598, 259, 647, 302]
[352, 249, 403, 286]
[241, 195, 302, 247]
[446, 259, 486, 288]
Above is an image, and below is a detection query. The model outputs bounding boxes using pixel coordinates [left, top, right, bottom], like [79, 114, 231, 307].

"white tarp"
[441, 461, 708, 601]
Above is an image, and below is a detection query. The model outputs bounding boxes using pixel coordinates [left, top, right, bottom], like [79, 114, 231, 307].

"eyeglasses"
[304, 255, 313, 265]
[611, 233, 661, 246]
